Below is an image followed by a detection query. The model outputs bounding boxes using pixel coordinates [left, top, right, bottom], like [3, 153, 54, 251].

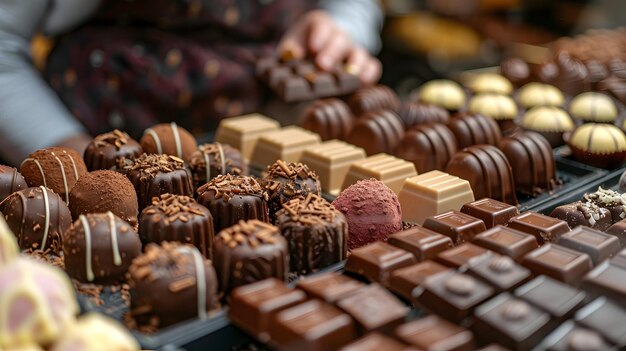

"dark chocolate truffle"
[0, 165, 27, 203]
[394, 123, 458, 173]
[566, 123, 626, 168]
[63, 212, 141, 284]
[446, 113, 502, 149]
[69, 170, 139, 228]
[397, 102, 450, 129]
[0, 186, 71, 252]
[262, 160, 321, 223]
[83, 129, 143, 171]
[188, 143, 247, 190]
[300, 98, 355, 140]
[445, 145, 518, 205]
[550, 201, 612, 231]
[347, 85, 400, 116]
[213, 220, 288, 294]
[20, 147, 88, 204]
[582, 187, 626, 223]
[501, 57, 532, 87]
[275, 194, 348, 274]
[128, 242, 219, 329]
[196, 174, 269, 233]
[346, 110, 404, 155]
[140, 122, 198, 162]
[499, 131, 558, 196]
[537, 53, 590, 96]
[139, 194, 214, 259]
[119, 153, 193, 211]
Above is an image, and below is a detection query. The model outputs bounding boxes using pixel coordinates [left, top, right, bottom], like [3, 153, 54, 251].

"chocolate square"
[339, 333, 411, 351]
[574, 298, 626, 346]
[389, 260, 451, 301]
[344, 242, 417, 286]
[472, 226, 539, 262]
[423, 210, 487, 244]
[436, 243, 492, 268]
[387, 227, 454, 261]
[461, 198, 519, 229]
[466, 255, 531, 292]
[507, 211, 570, 244]
[605, 219, 626, 247]
[522, 244, 593, 285]
[556, 226, 620, 264]
[514, 276, 586, 320]
[296, 272, 365, 304]
[582, 260, 626, 307]
[537, 321, 612, 351]
[395, 315, 475, 350]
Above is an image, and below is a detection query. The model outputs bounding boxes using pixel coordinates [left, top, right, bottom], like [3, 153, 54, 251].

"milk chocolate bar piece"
[460, 198, 519, 229]
[522, 244, 593, 285]
[507, 211, 570, 244]
[296, 272, 365, 304]
[538, 321, 613, 351]
[300, 140, 366, 195]
[339, 333, 411, 351]
[398, 171, 475, 225]
[515, 276, 586, 321]
[341, 153, 417, 194]
[387, 227, 453, 261]
[582, 260, 626, 307]
[215, 113, 280, 161]
[250, 126, 321, 168]
[423, 210, 487, 244]
[574, 297, 626, 346]
[395, 315, 475, 351]
[472, 226, 539, 262]
[465, 255, 531, 292]
[389, 260, 451, 301]
[344, 242, 417, 286]
[555, 226, 620, 265]
[436, 243, 492, 269]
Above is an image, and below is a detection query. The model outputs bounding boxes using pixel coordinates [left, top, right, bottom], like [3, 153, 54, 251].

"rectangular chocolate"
[296, 272, 365, 304]
[507, 212, 570, 244]
[395, 315, 475, 350]
[574, 297, 626, 346]
[582, 260, 626, 307]
[344, 242, 417, 286]
[460, 198, 519, 229]
[214, 113, 281, 161]
[555, 226, 620, 265]
[398, 171, 475, 225]
[339, 333, 411, 351]
[466, 255, 531, 292]
[389, 260, 451, 302]
[387, 227, 453, 261]
[423, 210, 487, 244]
[436, 243, 492, 269]
[250, 126, 321, 168]
[605, 218, 626, 247]
[472, 226, 539, 262]
[522, 244, 593, 285]
[341, 153, 417, 194]
[514, 276, 586, 320]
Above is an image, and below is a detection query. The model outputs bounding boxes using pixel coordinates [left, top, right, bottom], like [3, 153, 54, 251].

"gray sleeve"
[319, 0, 384, 54]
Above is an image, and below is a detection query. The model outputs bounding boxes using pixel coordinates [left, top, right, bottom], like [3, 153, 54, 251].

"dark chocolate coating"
[346, 110, 404, 155]
[296, 273, 365, 304]
[300, 98, 355, 140]
[394, 123, 458, 174]
[550, 201, 613, 231]
[446, 113, 502, 149]
[188, 143, 247, 190]
[83, 130, 142, 171]
[522, 244, 593, 285]
[347, 85, 400, 116]
[0, 186, 71, 252]
[140, 123, 198, 162]
[397, 102, 450, 129]
[500, 57, 533, 87]
[0, 165, 27, 202]
[466, 255, 531, 292]
[63, 212, 141, 284]
[606, 219, 626, 247]
[472, 226, 539, 262]
[445, 145, 518, 205]
[388, 261, 450, 302]
[574, 297, 626, 345]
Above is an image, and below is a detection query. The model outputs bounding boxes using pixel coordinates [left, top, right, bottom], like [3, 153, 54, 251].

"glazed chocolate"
[516, 83, 565, 109]
[520, 106, 574, 148]
[339, 333, 410, 351]
[188, 143, 247, 190]
[582, 260, 626, 307]
[387, 226, 453, 261]
[296, 272, 365, 304]
[389, 260, 450, 301]
[141, 122, 198, 162]
[466, 255, 531, 292]
[446, 113, 501, 149]
[347, 85, 400, 116]
[214, 114, 280, 161]
[550, 201, 613, 232]
[574, 297, 626, 345]
[461, 198, 519, 229]
[275, 193, 347, 274]
[301, 98, 355, 140]
[250, 126, 321, 168]
[435, 243, 492, 269]
[555, 226, 620, 265]
[0, 165, 27, 202]
[569, 92, 618, 123]
[472, 226, 539, 262]
[397, 102, 450, 129]
[395, 315, 475, 350]
[341, 153, 417, 194]
[606, 219, 626, 247]
[515, 276, 586, 321]
[344, 242, 416, 286]
[393, 123, 458, 174]
[507, 212, 570, 244]
[84, 129, 142, 171]
[423, 210, 487, 244]
[346, 110, 404, 155]
[468, 94, 518, 133]
[522, 244, 593, 285]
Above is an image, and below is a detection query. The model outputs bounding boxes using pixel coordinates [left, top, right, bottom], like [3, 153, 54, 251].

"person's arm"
[318, 0, 383, 54]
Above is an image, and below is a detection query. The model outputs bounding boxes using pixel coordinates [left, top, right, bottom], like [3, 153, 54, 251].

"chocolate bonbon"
[301, 98, 355, 141]
[468, 94, 518, 132]
[416, 79, 467, 112]
[188, 143, 247, 190]
[520, 106, 574, 147]
[387, 226, 453, 261]
[472, 226, 539, 262]
[522, 244, 593, 285]
[348, 85, 400, 116]
[346, 110, 404, 155]
[344, 242, 416, 286]
[550, 201, 613, 231]
[466, 73, 513, 95]
[460, 198, 519, 229]
[397, 102, 449, 129]
[582, 187, 626, 224]
[341, 153, 417, 194]
[507, 211, 570, 244]
[555, 226, 620, 265]
[215, 114, 280, 161]
[296, 273, 365, 304]
[516, 82, 565, 108]
[0, 165, 27, 203]
[140, 122, 197, 162]
[423, 210, 487, 244]
[250, 126, 321, 168]
[566, 123, 626, 168]
[568, 92, 618, 123]
[393, 123, 458, 173]
[446, 113, 501, 149]
[84, 129, 142, 171]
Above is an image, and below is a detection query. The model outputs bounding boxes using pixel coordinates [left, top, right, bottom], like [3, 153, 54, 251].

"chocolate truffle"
[0, 165, 27, 203]
[196, 174, 269, 233]
[517, 83, 565, 109]
[397, 102, 450, 129]
[139, 194, 214, 258]
[417, 79, 467, 112]
[50, 314, 139, 351]
[140, 122, 198, 162]
[83, 129, 142, 171]
[346, 110, 404, 155]
[0, 186, 71, 252]
[500, 57, 532, 87]
[0, 217, 18, 266]
[213, 220, 288, 294]
[394, 123, 458, 173]
[128, 242, 219, 329]
[499, 131, 558, 195]
[0, 257, 78, 348]
[445, 145, 518, 205]
[468, 94, 519, 132]
[569, 92, 618, 123]
[446, 113, 502, 149]
[467, 73, 514, 95]
[119, 153, 193, 211]
[567, 123, 626, 168]
[63, 212, 141, 284]
[347, 85, 400, 116]
[20, 147, 88, 204]
[582, 187, 626, 223]
[300, 98, 355, 140]
[188, 143, 247, 190]
[332, 179, 402, 250]
[520, 106, 574, 147]
[550, 201, 612, 231]
[537, 53, 590, 96]
[275, 194, 347, 274]
[69, 170, 139, 228]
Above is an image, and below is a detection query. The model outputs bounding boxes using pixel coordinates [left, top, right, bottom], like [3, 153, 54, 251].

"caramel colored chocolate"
[251, 126, 321, 168]
[556, 226, 620, 265]
[398, 171, 475, 225]
[341, 153, 417, 194]
[215, 114, 281, 161]
[395, 315, 475, 351]
[423, 210, 486, 244]
[301, 98, 355, 141]
[515, 276, 586, 321]
[389, 260, 451, 301]
[508, 212, 570, 244]
[461, 198, 519, 229]
[393, 123, 458, 174]
[522, 244, 593, 285]
[582, 260, 626, 307]
[387, 227, 453, 261]
[339, 333, 410, 351]
[296, 273, 365, 304]
[344, 242, 417, 286]
[436, 243, 492, 269]
[346, 110, 404, 155]
[300, 140, 366, 195]
[472, 226, 539, 262]
[466, 255, 531, 292]
[574, 298, 626, 346]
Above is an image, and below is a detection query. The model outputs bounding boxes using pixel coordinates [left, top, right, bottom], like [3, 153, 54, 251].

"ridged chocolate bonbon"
[394, 123, 458, 173]
[397, 102, 449, 129]
[346, 110, 404, 155]
[347, 85, 400, 116]
[0, 165, 27, 202]
[301, 98, 355, 140]
[188, 143, 247, 190]
[446, 113, 501, 149]
[83, 129, 142, 171]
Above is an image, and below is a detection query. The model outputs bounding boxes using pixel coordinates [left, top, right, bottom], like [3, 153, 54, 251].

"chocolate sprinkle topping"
[93, 129, 132, 150]
[278, 193, 339, 226]
[144, 194, 206, 224]
[189, 143, 243, 175]
[217, 219, 280, 249]
[265, 160, 318, 180]
[197, 174, 266, 202]
[129, 242, 202, 282]
[119, 153, 185, 179]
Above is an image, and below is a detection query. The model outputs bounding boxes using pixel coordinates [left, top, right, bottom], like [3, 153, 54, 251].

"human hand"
[278, 10, 382, 84]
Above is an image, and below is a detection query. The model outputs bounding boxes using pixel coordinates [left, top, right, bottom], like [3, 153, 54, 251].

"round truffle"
[139, 194, 214, 259]
[69, 170, 139, 228]
[196, 174, 270, 233]
[83, 130, 143, 171]
[346, 110, 405, 155]
[128, 242, 219, 329]
[567, 123, 626, 168]
[275, 194, 348, 274]
[550, 201, 612, 231]
[140, 122, 198, 162]
[119, 153, 193, 211]
[398, 102, 450, 129]
[0, 257, 78, 348]
[394, 123, 458, 173]
[517, 83, 565, 109]
[332, 179, 402, 250]
[417, 79, 467, 112]
[20, 147, 88, 204]
[347, 85, 400, 116]
[569, 92, 618, 123]
[262, 161, 321, 223]
[469, 94, 518, 122]
[63, 212, 141, 284]
[467, 72, 513, 95]
[446, 113, 502, 149]
[300, 98, 355, 140]
[521, 106, 574, 147]
[0, 165, 27, 203]
[0, 217, 18, 266]
[500, 57, 532, 87]
[188, 143, 247, 190]
[0, 186, 71, 252]
[50, 313, 139, 351]
[213, 220, 288, 294]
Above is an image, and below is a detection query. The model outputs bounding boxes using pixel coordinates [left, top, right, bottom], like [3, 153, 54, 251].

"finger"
[361, 58, 382, 84]
[316, 32, 351, 70]
[278, 24, 307, 60]
[308, 19, 334, 54]
[345, 48, 369, 76]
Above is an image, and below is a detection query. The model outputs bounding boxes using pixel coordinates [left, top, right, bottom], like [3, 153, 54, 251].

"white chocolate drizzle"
[145, 128, 163, 154]
[217, 142, 226, 175]
[177, 245, 207, 320]
[50, 152, 70, 204]
[64, 150, 80, 181]
[203, 151, 211, 182]
[40, 186, 50, 250]
[203, 143, 226, 182]
[79, 215, 95, 282]
[21, 158, 47, 187]
[171, 122, 183, 158]
[108, 212, 122, 266]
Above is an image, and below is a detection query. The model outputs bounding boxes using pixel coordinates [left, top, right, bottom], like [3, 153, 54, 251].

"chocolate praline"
[188, 143, 247, 190]
[346, 109, 404, 155]
[394, 123, 458, 173]
[140, 122, 198, 162]
[300, 98, 355, 140]
[347, 85, 400, 116]
[566, 123, 626, 168]
[0, 165, 27, 203]
[550, 201, 612, 231]
[446, 113, 502, 149]
[83, 129, 142, 171]
[397, 102, 450, 129]
[582, 187, 626, 224]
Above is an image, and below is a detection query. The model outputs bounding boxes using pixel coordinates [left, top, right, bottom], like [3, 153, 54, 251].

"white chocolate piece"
[522, 106, 574, 132]
[215, 114, 281, 161]
[517, 83, 565, 108]
[418, 79, 467, 111]
[50, 313, 138, 351]
[341, 153, 417, 194]
[569, 92, 618, 122]
[569, 123, 626, 154]
[467, 73, 513, 95]
[469, 94, 518, 120]
[250, 126, 321, 168]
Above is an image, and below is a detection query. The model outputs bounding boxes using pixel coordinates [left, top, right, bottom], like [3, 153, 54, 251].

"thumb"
[278, 24, 307, 60]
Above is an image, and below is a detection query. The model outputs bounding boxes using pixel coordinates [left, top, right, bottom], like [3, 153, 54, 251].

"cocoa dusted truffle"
[196, 174, 269, 232]
[0, 165, 27, 203]
[447, 113, 502, 149]
[63, 212, 141, 284]
[417, 79, 467, 112]
[347, 85, 400, 116]
[332, 179, 402, 250]
[397, 102, 450, 129]
[262, 160, 321, 223]
[188, 143, 247, 190]
[394, 123, 458, 173]
[275, 194, 348, 274]
[69, 170, 139, 228]
[300, 98, 355, 140]
[128, 242, 219, 329]
[346, 110, 405, 155]
[50, 313, 139, 351]
[139, 194, 214, 259]
[0, 186, 71, 252]
[140, 122, 198, 162]
[83, 129, 142, 171]
[20, 147, 88, 204]
[566, 123, 626, 168]
[550, 201, 612, 231]
[213, 220, 288, 294]
[520, 106, 574, 147]
[119, 153, 193, 211]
